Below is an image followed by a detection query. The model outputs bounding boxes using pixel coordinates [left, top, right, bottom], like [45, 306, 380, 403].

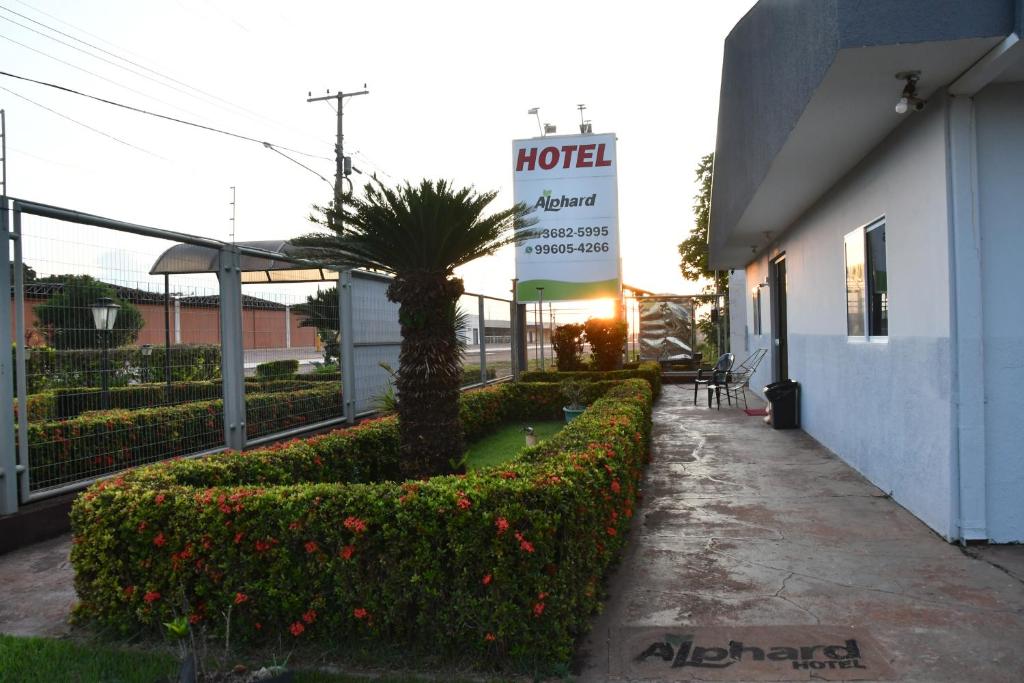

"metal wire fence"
[0, 198, 520, 514]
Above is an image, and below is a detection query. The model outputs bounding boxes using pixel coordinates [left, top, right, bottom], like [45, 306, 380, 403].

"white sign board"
[513, 133, 621, 302]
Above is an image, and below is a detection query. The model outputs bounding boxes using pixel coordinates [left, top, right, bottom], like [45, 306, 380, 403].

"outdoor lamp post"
[91, 297, 120, 410]
[140, 343, 153, 383]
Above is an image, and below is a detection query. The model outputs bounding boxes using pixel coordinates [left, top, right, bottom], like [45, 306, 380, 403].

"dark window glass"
[866, 224, 887, 336]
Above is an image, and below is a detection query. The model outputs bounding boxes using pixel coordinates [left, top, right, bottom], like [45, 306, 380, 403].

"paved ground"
[0, 533, 75, 637]
[575, 384, 1024, 682]
[2, 384, 1022, 682]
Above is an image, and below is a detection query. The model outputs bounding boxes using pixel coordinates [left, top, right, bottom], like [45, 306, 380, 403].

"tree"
[10, 262, 36, 283]
[294, 179, 534, 478]
[677, 153, 729, 359]
[292, 287, 339, 363]
[33, 275, 144, 350]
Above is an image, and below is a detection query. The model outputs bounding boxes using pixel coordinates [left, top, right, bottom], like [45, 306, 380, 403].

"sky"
[0, 0, 757, 306]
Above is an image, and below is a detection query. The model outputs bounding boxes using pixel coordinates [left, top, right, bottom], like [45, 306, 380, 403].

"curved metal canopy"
[149, 240, 338, 283]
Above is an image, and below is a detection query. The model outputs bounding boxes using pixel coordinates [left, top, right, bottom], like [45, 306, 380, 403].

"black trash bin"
[764, 379, 800, 429]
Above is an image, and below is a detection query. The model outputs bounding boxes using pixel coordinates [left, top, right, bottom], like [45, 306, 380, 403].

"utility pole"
[229, 186, 236, 244]
[307, 87, 369, 233]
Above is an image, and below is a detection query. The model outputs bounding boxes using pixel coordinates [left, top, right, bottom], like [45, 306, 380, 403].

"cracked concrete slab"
[575, 385, 1024, 682]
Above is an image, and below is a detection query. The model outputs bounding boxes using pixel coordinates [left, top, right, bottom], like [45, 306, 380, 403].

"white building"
[711, 0, 1024, 543]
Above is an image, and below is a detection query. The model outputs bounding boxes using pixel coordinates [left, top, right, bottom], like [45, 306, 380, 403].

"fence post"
[338, 270, 356, 424]
[478, 296, 487, 385]
[0, 199, 16, 514]
[218, 247, 246, 451]
[12, 207, 29, 503]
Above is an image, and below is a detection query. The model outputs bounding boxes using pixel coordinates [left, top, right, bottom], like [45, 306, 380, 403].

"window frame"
[844, 216, 888, 343]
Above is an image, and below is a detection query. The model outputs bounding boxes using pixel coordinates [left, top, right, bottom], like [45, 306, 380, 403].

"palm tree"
[294, 179, 534, 478]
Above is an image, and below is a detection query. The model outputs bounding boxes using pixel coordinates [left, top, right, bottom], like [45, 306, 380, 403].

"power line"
[0, 2, 334, 147]
[263, 143, 334, 190]
[0, 31, 210, 121]
[0, 70, 333, 161]
[0, 84, 165, 158]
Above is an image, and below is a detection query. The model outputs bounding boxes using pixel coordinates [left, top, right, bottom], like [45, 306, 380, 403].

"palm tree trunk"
[389, 273, 465, 478]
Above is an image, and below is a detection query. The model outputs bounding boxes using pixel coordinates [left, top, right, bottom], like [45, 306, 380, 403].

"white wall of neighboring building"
[735, 96, 958, 539]
[974, 82, 1024, 542]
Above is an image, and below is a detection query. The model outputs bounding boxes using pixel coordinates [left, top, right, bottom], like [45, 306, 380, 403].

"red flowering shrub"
[70, 379, 653, 669]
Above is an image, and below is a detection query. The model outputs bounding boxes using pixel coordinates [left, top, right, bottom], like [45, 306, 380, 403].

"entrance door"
[771, 255, 789, 381]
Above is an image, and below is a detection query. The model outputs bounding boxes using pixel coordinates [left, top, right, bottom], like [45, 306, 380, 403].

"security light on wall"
[894, 71, 925, 114]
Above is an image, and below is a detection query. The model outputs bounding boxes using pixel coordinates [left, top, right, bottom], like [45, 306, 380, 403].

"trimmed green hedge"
[70, 379, 652, 668]
[519, 360, 662, 398]
[20, 379, 326, 422]
[26, 385, 342, 491]
[255, 359, 299, 380]
[16, 345, 221, 393]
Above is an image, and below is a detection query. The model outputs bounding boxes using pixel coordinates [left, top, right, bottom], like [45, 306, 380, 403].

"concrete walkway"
[575, 384, 1024, 682]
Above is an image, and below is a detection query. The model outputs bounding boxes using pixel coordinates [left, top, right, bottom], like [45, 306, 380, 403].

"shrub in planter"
[70, 380, 653, 670]
[583, 318, 628, 371]
[551, 323, 586, 371]
[255, 360, 299, 380]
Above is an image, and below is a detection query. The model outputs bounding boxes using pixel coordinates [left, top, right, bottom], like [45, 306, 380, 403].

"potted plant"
[561, 379, 588, 423]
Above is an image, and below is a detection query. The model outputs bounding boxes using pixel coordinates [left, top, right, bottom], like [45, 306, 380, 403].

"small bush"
[583, 318, 628, 371]
[70, 380, 652, 669]
[551, 323, 586, 371]
[255, 359, 299, 380]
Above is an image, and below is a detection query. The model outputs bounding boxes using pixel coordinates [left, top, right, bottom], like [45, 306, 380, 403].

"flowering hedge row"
[70, 379, 652, 668]
[519, 360, 662, 398]
[25, 385, 342, 491]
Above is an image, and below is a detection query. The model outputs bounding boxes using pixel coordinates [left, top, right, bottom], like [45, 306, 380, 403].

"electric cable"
[0, 84, 165, 158]
[0, 31, 210, 121]
[0, 2, 334, 147]
[0, 70, 333, 160]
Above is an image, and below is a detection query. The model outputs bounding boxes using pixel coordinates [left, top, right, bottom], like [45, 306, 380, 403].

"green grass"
[0, 634, 498, 682]
[464, 420, 564, 470]
[0, 634, 176, 682]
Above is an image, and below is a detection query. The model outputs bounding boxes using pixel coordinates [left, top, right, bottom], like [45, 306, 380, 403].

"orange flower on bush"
[353, 607, 368, 620]
[302, 609, 317, 624]
[456, 494, 471, 510]
[485, 632, 496, 642]
[143, 591, 161, 604]
[188, 613, 203, 624]
[606, 527, 617, 537]
[234, 592, 249, 605]
[154, 493, 165, 505]
[610, 479, 621, 494]
[122, 585, 135, 598]
[533, 601, 545, 617]
[289, 621, 305, 636]
[340, 545, 355, 560]
[152, 532, 166, 548]
[495, 517, 509, 535]
[304, 540, 319, 554]
[482, 573, 492, 586]
[343, 516, 367, 534]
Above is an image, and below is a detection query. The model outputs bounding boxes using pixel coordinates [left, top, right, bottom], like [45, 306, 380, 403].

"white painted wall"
[974, 82, 1024, 542]
[734, 97, 958, 538]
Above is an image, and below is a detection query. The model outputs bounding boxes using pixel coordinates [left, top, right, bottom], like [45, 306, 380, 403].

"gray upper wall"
[710, 0, 1016, 267]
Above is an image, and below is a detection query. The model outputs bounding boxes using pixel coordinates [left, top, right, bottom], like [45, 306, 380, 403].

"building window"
[845, 218, 887, 339]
